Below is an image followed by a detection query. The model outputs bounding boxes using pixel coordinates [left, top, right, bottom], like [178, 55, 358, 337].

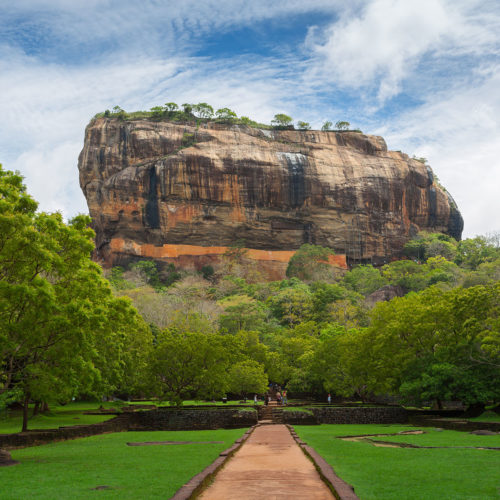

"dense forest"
[1, 164, 499, 432]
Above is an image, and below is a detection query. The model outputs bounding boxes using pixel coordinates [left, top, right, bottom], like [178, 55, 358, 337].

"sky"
[1, 0, 499, 238]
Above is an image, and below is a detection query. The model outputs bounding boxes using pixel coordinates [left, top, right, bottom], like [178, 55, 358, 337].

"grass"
[295, 424, 500, 500]
[0, 402, 118, 434]
[468, 411, 500, 423]
[2, 428, 246, 499]
[282, 407, 314, 415]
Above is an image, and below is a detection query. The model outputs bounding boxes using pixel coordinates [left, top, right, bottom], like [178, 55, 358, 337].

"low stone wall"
[282, 411, 317, 425]
[309, 406, 408, 424]
[0, 408, 257, 449]
[0, 414, 129, 450]
[128, 408, 258, 431]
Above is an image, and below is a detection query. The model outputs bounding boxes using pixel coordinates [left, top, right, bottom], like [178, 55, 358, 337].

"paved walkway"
[199, 424, 334, 500]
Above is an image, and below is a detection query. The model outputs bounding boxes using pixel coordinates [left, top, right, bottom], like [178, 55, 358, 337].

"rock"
[0, 449, 19, 467]
[470, 430, 497, 436]
[365, 285, 406, 307]
[79, 119, 463, 278]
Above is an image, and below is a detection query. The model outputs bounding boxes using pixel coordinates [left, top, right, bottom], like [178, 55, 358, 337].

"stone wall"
[0, 414, 129, 450]
[307, 406, 408, 424]
[128, 408, 257, 431]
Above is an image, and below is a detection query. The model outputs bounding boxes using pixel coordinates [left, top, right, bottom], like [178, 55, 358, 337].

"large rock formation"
[78, 118, 463, 277]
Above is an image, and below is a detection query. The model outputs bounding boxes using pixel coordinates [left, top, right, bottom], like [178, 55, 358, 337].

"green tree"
[297, 121, 311, 130]
[182, 103, 193, 115]
[343, 264, 387, 296]
[164, 102, 179, 113]
[150, 106, 165, 119]
[192, 102, 214, 119]
[0, 166, 150, 430]
[335, 121, 350, 130]
[367, 285, 500, 408]
[267, 283, 313, 326]
[219, 295, 267, 333]
[321, 121, 333, 131]
[286, 244, 337, 282]
[228, 360, 268, 399]
[455, 236, 500, 270]
[215, 108, 237, 121]
[271, 114, 293, 128]
[403, 232, 457, 263]
[148, 330, 237, 406]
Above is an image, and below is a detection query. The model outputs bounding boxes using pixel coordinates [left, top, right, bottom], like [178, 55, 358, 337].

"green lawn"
[0, 402, 118, 434]
[2, 428, 246, 499]
[468, 411, 500, 423]
[295, 424, 500, 500]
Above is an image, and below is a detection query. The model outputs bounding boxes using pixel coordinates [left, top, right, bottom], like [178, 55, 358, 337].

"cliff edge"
[78, 118, 463, 277]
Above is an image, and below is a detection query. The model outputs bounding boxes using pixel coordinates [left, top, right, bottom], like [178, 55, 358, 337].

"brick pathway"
[199, 424, 334, 500]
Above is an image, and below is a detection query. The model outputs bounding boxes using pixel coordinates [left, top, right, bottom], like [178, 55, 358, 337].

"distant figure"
[327, 393, 331, 404]
[276, 391, 282, 405]
[282, 390, 287, 406]
[254, 394, 258, 404]
[265, 394, 269, 406]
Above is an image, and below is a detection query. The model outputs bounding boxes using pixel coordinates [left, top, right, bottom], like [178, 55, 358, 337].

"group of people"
[255, 383, 288, 405]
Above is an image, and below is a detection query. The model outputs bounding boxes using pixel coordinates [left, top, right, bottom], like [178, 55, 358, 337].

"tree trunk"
[41, 401, 50, 413]
[32, 401, 40, 417]
[22, 393, 30, 432]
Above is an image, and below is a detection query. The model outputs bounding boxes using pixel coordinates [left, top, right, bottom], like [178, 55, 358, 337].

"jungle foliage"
[2, 163, 499, 415]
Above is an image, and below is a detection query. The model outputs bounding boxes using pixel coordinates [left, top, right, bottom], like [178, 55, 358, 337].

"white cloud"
[1, 0, 499, 241]
[306, 0, 499, 102]
[0, 50, 299, 219]
[379, 64, 500, 238]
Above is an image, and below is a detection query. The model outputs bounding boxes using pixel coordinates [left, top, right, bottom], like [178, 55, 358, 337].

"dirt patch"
[126, 441, 224, 446]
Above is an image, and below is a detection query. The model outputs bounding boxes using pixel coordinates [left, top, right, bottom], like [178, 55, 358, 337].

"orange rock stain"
[109, 238, 347, 269]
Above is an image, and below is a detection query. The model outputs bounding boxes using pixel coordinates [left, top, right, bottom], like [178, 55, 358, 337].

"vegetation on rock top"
[92, 102, 359, 132]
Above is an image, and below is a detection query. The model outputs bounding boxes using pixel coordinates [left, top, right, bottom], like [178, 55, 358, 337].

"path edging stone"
[170, 425, 257, 500]
[287, 425, 359, 500]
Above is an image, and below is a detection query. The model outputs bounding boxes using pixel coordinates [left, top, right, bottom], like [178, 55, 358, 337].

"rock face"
[78, 118, 463, 277]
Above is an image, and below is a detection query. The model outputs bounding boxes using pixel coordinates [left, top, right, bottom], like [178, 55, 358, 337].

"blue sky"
[1, 0, 499, 238]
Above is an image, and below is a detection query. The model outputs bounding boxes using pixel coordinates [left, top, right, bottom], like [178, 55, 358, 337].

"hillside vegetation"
[1, 164, 499, 432]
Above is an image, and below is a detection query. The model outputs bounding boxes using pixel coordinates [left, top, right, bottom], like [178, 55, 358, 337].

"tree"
[455, 236, 500, 270]
[228, 360, 268, 399]
[218, 295, 267, 333]
[286, 244, 337, 282]
[0, 165, 151, 430]
[150, 106, 164, 119]
[192, 102, 214, 119]
[267, 282, 313, 326]
[148, 330, 237, 405]
[366, 285, 500, 408]
[321, 121, 333, 131]
[182, 103, 193, 115]
[164, 102, 179, 113]
[215, 108, 237, 121]
[343, 265, 387, 296]
[335, 121, 350, 130]
[403, 232, 457, 263]
[297, 121, 311, 130]
[271, 114, 293, 128]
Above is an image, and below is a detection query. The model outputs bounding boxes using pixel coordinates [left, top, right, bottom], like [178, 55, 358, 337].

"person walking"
[282, 389, 287, 406]
[327, 393, 331, 404]
[254, 394, 258, 404]
[276, 391, 282, 405]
